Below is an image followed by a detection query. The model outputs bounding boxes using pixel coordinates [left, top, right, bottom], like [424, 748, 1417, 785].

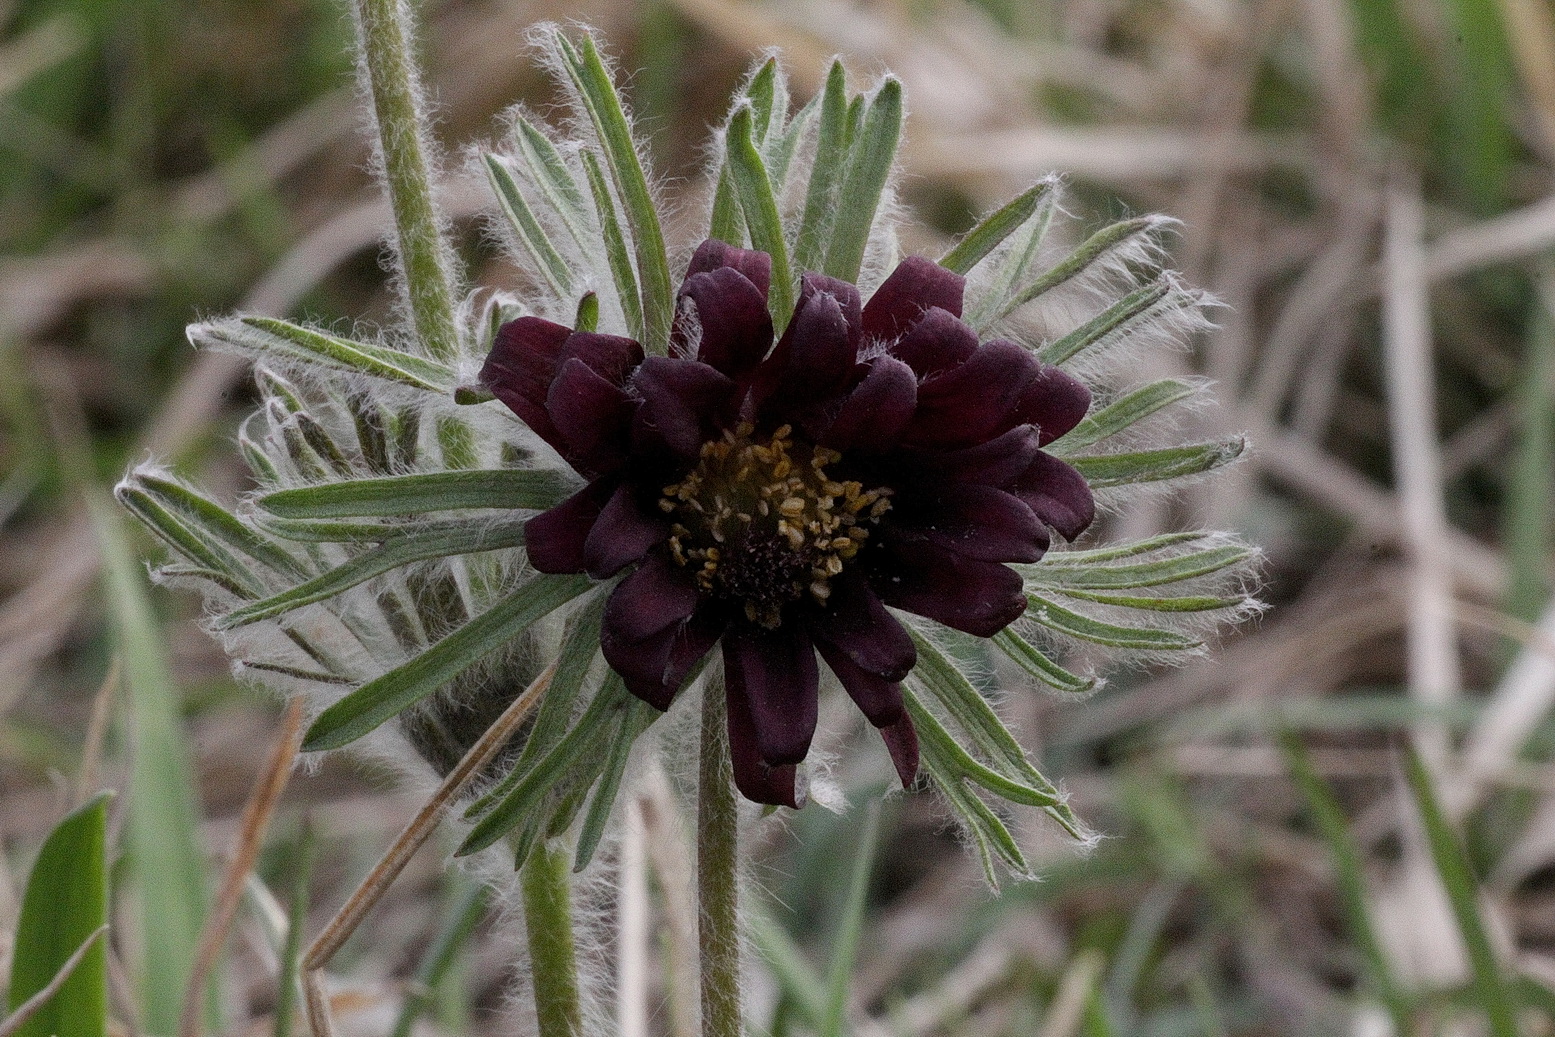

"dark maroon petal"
[808, 571, 914, 680]
[879, 712, 920, 790]
[725, 683, 805, 808]
[686, 239, 772, 301]
[631, 356, 741, 460]
[822, 356, 918, 453]
[676, 268, 774, 378]
[582, 483, 668, 578]
[888, 484, 1049, 563]
[887, 307, 978, 377]
[547, 358, 636, 475]
[754, 290, 857, 422]
[797, 272, 862, 338]
[1010, 451, 1096, 541]
[525, 477, 616, 574]
[481, 316, 573, 451]
[560, 331, 644, 386]
[815, 639, 903, 727]
[602, 557, 722, 709]
[871, 533, 1027, 637]
[861, 256, 965, 342]
[905, 340, 1044, 448]
[1014, 363, 1091, 445]
[904, 426, 1042, 487]
[722, 623, 819, 766]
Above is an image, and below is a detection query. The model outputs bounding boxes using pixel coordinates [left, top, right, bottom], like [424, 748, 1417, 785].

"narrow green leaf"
[1025, 594, 1201, 651]
[258, 468, 574, 518]
[991, 629, 1096, 696]
[745, 57, 779, 141]
[580, 148, 645, 344]
[1402, 749, 1519, 1037]
[1048, 379, 1200, 454]
[708, 165, 746, 245]
[558, 33, 673, 352]
[1036, 531, 1213, 565]
[1280, 736, 1411, 1032]
[117, 486, 267, 597]
[574, 291, 600, 333]
[1038, 280, 1173, 366]
[994, 216, 1163, 324]
[725, 105, 797, 327]
[512, 117, 592, 247]
[1054, 588, 1245, 612]
[904, 691, 1062, 810]
[91, 495, 207, 1034]
[939, 180, 1056, 276]
[823, 77, 901, 283]
[9, 793, 111, 1037]
[217, 517, 529, 627]
[193, 317, 454, 391]
[124, 473, 305, 578]
[1022, 542, 1253, 590]
[793, 61, 849, 274]
[303, 574, 593, 750]
[573, 685, 657, 872]
[1067, 439, 1244, 488]
[484, 153, 574, 298]
[820, 804, 880, 1037]
[505, 593, 607, 783]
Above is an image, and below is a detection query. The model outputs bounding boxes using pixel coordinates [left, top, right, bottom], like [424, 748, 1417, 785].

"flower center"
[660, 424, 891, 628]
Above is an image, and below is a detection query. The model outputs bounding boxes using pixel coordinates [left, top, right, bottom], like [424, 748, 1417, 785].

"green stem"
[698, 683, 742, 1037]
[352, 0, 460, 362]
[522, 842, 583, 1037]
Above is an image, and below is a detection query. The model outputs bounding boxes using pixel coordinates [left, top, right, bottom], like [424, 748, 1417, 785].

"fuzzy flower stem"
[352, 0, 460, 362]
[521, 842, 584, 1037]
[698, 683, 743, 1037]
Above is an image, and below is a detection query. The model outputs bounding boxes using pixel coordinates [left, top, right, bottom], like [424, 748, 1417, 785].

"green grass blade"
[484, 153, 573, 299]
[725, 105, 797, 327]
[793, 60, 849, 274]
[92, 495, 208, 1035]
[1402, 748, 1519, 1037]
[390, 880, 486, 1037]
[750, 912, 828, 1029]
[257, 469, 574, 518]
[820, 803, 880, 1037]
[216, 517, 529, 627]
[274, 824, 315, 1037]
[558, 33, 673, 352]
[1067, 438, 1245, 488]
[939, 180, 1057, 276]
[1280, 735, 1411, 1032]
[1048, 379, 1201, 454]
[1025, 595, 1202, 651]
[8, 792, 111, 1037]
[581, 148, 646, 344]
[823, 77, 901, 283]
[303, 573, 593, 750]
[1504, 280, 1554, 624]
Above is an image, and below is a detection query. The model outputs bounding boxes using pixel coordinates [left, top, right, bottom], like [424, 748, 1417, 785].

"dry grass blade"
[302, 660, 556, 1037]
[1037, 950, 1106, 1037]
[74, 656, 119, 807]
[0, 925, 109, 1037]
[177, 698, 305, 1037]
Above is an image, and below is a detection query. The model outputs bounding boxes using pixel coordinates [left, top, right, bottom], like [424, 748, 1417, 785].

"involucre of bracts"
[117, 26, 1259, 883]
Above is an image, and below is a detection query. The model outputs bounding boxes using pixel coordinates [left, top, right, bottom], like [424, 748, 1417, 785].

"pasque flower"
[481, 239, 1096, 807]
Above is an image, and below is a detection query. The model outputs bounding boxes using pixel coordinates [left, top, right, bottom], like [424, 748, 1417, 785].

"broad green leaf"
[1022, 541, 1253, 590]
[556, 33, 673, 352]
[994, 216, 1164, 325]
[1038, 280, 1174, 366]
[939, 180, 1057, 276]
[1402, 749, 1519, 1036]
[581, 148, 645, 344]
[485, 153, 573, 299]
[92, 495, 207, 1035]
[258, 468, 574, 518]
[193, 317, 454, 392]
[216, 517, 529, 627]
[1067, 439, 1244, 488]
[793, 61, 849, 274]
[1048, 379, 1200, 454]
[823, 77, 902, 283]
[303, 573, 593, 750]
[725, 105, 796, 327]
[8, 792, 111, 1037]
[1025, 594, 1201, 651]
[991, 629, 1096, 696]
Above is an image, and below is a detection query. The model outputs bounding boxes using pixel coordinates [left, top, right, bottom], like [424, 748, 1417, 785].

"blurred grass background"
[4, 0, 1555, 1033]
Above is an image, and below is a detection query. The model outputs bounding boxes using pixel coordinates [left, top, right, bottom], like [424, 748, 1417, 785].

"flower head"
[481, 239, 1095, 806]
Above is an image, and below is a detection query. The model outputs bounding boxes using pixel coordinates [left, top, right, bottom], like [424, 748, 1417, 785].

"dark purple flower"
[481, 240, 1095, 807]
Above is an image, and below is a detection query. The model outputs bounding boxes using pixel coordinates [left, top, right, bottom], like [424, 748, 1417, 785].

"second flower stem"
[522, 841, 583, 1037]
[698, 683, 742, 1037]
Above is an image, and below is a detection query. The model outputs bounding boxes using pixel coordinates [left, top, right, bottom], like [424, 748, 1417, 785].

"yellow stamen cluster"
[660, 423, 891, 627]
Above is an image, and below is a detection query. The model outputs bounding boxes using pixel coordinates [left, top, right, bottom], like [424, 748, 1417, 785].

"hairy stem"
[698, 683, 742, 1037]
[352, 0, 460, 361]
[522, 842, 583, 1037]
